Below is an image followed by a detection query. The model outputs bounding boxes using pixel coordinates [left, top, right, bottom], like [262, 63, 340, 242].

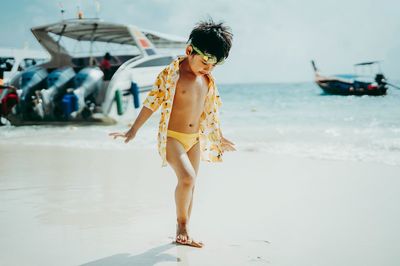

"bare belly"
[168, 107, 202, 133]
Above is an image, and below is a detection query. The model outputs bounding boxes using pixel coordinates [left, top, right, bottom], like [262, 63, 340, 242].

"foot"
[175, 223, 203, 248]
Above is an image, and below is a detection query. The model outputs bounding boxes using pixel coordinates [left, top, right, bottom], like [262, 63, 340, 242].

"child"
[109, 19, 235, 248]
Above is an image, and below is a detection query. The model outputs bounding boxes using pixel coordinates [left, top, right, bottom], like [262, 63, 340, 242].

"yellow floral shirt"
[142, 56, 224, 167]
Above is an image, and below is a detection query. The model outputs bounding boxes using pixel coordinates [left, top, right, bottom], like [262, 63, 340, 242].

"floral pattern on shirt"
[142, 56, 223, 167]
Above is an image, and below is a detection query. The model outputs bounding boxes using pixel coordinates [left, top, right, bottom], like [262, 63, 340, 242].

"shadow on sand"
[80, 243, 189, 266]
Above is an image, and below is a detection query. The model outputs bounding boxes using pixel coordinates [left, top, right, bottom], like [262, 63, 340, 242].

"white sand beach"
[0, 143, 399, 266]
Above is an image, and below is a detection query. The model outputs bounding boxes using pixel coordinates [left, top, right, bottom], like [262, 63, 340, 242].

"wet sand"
[0, 144, 399, 266]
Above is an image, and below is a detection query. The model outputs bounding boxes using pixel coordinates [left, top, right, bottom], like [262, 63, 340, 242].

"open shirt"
[142, 56, 224, 167]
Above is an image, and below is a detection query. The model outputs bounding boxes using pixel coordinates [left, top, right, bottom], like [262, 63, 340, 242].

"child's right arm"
[108, 69, 167, 143]
[109, 106, 154, 143]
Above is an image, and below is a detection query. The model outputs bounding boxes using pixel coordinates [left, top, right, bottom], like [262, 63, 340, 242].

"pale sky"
[1, 0, 400, 83]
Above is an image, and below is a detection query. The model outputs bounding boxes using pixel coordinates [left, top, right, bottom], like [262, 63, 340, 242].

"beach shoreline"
[1, 144, 399, 266]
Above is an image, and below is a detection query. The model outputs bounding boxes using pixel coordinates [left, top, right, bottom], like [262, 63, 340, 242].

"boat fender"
[130, 82, 140, 109]
[115, 90, 123, 115]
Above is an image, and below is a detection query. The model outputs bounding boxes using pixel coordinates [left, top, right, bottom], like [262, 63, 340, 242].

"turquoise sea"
[1, 82, 400, 166]
[219, 82, 400, 166]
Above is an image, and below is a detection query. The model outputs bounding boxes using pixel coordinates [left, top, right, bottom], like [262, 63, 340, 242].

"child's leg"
[166, 138, 203, 247]
[166, 137, 197, 226]
[186, 142, 200, 222]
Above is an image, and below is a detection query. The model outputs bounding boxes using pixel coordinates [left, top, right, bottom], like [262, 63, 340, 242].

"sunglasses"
[191, 45, 225, 65]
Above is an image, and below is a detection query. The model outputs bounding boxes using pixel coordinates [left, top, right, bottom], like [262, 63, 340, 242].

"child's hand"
[221, 136, 236, 152]
[109, 128, 136, 143]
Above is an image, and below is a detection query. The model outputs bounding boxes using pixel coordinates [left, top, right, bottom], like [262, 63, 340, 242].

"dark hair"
[188, 18, 233, 63]
[104, 52, 111, 60]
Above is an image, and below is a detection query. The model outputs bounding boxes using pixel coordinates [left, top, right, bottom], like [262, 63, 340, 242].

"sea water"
[219, 82, 400, 166]
[1, 82, 399, 166]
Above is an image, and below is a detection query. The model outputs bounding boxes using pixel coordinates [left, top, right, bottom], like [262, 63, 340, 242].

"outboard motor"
[40, 67, 75, 118]
[18, 67, 48, 119]
[62, 67, 103, 119]
[375, 73, 386, 86]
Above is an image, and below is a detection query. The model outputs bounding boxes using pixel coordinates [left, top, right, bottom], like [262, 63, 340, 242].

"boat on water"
[2, 17, 186, 125]
[311, 60, 391, 96]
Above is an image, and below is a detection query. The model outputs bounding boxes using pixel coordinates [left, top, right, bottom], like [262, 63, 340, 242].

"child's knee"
[179, 174, 196, 187]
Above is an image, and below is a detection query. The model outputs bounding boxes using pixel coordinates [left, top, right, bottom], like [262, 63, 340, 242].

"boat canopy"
[354, 61, 381, 66]
[31, 18, 186, 68]
[142, 29, 187, 49]
[32, 18, 186, 48]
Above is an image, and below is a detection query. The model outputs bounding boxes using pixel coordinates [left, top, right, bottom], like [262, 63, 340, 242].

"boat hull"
[316, 79, 388, 96]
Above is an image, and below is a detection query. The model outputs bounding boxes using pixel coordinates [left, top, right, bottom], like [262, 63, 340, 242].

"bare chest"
[174, 76, 208, 107]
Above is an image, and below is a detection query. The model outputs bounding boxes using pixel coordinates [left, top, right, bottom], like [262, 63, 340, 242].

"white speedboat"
[0, 47, 49, 85]
[6, 18, 186, 125]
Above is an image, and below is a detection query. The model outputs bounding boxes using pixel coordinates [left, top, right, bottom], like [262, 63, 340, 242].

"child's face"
[186, 46, 216, 76]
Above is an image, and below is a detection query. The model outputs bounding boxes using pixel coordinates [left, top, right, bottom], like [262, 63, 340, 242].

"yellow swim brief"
[167, 129, 199, 152]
